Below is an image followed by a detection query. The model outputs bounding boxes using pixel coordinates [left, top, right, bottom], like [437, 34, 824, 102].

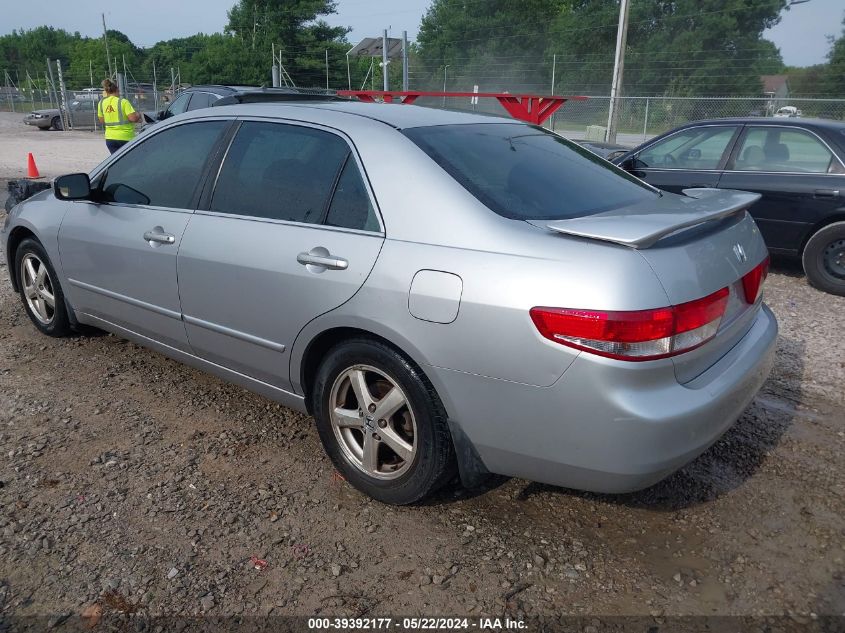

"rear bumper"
[431, 304, 778, 493]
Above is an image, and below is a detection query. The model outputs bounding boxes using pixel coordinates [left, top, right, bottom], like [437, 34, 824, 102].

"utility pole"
[3, 70, 14, 113]
[56, 59, 70, 130]
[152, 59, 159, 112]
[90, 60, 97, 132]
[605, 0, 630, 143]
[442, 65, 450, 107]
[102, 13, 112, 78]
[382, 29, 389, 91]
[402, 30, 409, 91]
[325, 49, 329, 90]
[46, 60, 58, 112]
[346, 52, 352, 91]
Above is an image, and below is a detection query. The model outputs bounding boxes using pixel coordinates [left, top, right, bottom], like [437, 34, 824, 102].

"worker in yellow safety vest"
[97, 78, 141, 154]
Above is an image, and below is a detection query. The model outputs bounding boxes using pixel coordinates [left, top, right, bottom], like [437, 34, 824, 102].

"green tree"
[549, 0, 786, 96]
[821, 14, 845, 96]
[415, 0, 568, 92]
[224, 0, 350, 86]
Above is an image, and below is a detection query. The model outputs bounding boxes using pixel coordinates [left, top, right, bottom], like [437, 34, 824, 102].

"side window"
[211, 121, 349, 223]
[166, 92, 191, 117]
[325, 157, 380, 231]
[101, 121, 228, 208]
[187, 92, 217, 111]
[734, 127, 838, 173]
[637, 126, 736, 170]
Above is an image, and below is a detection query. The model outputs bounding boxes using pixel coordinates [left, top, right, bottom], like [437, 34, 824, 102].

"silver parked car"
[3, 102, 777, 504]
[23, 100, 99, 130]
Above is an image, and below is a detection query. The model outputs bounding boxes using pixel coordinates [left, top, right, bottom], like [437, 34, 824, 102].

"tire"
[14, 238, 72, 337]
[51, 116, 62, 131]
[312, 338, 456, 505]
[802, 221, 845, 296]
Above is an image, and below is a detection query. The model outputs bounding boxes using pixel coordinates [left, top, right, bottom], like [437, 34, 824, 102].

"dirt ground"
[0, 115, 843, 630]
[0, 112, 108, 180]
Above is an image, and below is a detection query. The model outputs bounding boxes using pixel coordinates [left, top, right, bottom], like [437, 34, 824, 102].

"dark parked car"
[144, 85, 254, 128]
[613, 118, 845, 295]
[576, 139, 631, 160]
[145, 85, 339, 130]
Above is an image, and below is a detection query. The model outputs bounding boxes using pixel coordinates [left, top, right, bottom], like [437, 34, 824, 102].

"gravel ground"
[0, 112, 107, 180]
[0, 124, 843, 627]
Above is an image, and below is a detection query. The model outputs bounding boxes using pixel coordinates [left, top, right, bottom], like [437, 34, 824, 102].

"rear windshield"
[404, 123, 657, 220]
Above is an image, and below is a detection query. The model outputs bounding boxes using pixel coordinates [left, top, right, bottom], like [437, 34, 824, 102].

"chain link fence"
[2, 61, 844, 143]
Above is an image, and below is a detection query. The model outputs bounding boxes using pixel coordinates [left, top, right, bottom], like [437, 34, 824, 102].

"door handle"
[297, 251, 348, 270]
[814, 189, 840, 199]
[143, 230, 176, 245]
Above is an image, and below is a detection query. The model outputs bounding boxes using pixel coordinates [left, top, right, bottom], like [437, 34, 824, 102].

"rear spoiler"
[531, 188, 761, 249]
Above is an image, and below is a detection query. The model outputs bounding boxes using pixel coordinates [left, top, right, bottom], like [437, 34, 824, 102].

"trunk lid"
[529, 188, 760, 249]
[533, 188, 769, 383]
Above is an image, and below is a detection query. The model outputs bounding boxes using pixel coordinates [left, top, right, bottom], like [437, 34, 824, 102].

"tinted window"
[637, 126, 736, 170]
[166, 92, 191, 116]
[734, 127, 839, 173]
[211, 121, 349, 223]
[101, 121, 227, 208]
[325, 157, 379, 231]
[187, 92, 217, 111]
[404, 123, 655, 221]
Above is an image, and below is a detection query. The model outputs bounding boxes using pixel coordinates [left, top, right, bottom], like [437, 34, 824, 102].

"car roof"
[183, 100, 523, 130]
[185, 85, 258, 95]
[676, 117, 845, 132]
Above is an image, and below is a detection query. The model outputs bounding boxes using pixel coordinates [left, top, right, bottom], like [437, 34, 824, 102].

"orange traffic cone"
[27, 153, 41, 179]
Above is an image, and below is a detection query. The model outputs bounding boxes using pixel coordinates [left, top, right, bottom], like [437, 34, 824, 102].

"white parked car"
[774, 106, 802, 118]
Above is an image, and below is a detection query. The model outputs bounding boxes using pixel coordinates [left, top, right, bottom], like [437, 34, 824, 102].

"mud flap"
[446, 418, 490, 489]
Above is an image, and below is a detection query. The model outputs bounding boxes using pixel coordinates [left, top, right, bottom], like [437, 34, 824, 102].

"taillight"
[741, 256, 769, 304]
[530, 287, 730, 361]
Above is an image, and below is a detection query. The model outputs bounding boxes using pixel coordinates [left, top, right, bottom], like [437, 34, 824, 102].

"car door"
[177, 120, 384, 390]
[58, 119, 230, 351]
[718, 125, 845, 254]
[623, 124, 741, 193]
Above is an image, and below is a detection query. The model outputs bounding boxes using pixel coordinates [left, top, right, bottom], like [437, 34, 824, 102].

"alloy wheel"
[20, 253, 56, 325]
[329, 364, 417, 480]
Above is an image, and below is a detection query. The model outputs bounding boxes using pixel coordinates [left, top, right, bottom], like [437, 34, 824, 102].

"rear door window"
[100, 120, 228, 208]
[637, 126, 737, 170]
[325, 157, 380, 231]
[210, 121, 351, 224]
[733, 127, 841, 173]
[187, 92, 217, 111]
[404, 123, 655, 221]
[166, 92, 191, 117]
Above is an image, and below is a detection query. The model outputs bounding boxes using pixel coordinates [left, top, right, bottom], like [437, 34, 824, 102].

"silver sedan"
[3, 101, 777, 504]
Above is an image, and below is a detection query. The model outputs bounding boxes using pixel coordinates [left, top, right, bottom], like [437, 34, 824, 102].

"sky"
[0, 0, 841, 68]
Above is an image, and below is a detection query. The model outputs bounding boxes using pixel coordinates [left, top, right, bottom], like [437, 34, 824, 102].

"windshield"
[404, 123, 656, 221]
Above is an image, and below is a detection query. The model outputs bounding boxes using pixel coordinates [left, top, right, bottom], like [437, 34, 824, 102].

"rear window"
[403, 123, 656, 220]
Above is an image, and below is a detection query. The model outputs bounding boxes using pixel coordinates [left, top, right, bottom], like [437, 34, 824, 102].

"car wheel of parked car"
[312, 338, 456, 504]
[15, 238, 71, 337]
[802, 221, 845, 296]
[51, 116, 62, 131]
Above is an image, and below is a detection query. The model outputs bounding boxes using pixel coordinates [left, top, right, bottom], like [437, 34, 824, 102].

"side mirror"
[607, 150, 627, 163]
[54, 173, 91, 201]
[158, 109, 168, 120]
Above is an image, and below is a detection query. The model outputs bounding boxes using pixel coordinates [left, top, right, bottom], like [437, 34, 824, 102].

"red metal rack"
[336, 90, 588, 126]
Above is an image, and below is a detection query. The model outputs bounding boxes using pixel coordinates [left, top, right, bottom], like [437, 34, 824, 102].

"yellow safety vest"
[98, 96, 136, 141]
